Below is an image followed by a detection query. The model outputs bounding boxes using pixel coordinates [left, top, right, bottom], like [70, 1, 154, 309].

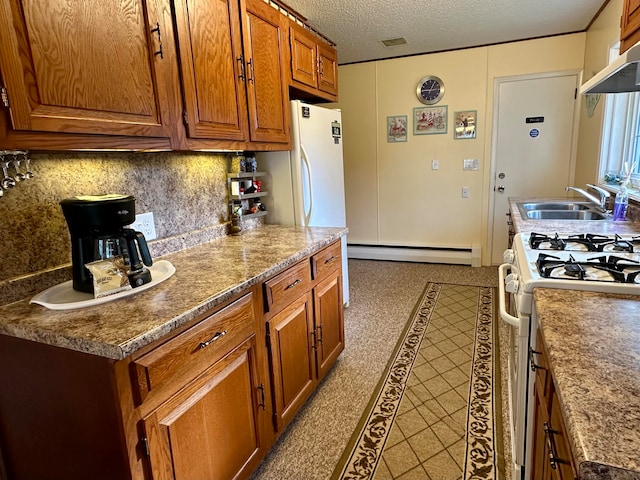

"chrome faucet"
[565, 184, 611, 213]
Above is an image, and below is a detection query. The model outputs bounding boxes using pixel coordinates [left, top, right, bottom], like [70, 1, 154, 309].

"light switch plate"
[462, 187, 470, 198]
[432, 160, 439, 170]
[129, 212, 157, 240]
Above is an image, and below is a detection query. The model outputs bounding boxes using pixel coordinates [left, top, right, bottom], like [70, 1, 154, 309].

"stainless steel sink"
[518, 202, 591, 211]
[524, 210, 607, 220]
[515, 201, 607, 220]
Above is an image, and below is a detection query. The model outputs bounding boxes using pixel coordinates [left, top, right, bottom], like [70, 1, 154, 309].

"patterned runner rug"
[332, 283, 497, 480]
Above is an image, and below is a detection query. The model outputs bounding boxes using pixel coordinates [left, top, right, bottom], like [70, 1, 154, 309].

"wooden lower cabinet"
[0, 241, 345, 480]
[530, 330, 577, 480]
[266, 241, 345, 435]
[144, 336, 264, 480]
[267, 291, 317, 431]
[314, 271, 344, 380]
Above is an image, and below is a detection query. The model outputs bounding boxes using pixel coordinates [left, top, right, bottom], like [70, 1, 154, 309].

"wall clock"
[416, 76, 445, 105]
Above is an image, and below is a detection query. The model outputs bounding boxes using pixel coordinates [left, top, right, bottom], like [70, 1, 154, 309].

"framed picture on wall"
[387, 115, 408, 142]
[453, 110, 477, 139]
[413, 106, 448, 135]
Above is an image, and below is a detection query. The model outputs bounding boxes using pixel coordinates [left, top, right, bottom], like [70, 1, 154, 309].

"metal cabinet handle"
[150, 22, 164, 59]
[285, 279, 302, 290]
[316, 325, 323, 344]
[237, 56, 246, 81]
[246, 59, 255, 83]
[543, 422, 565, 470]
[324, 255, 337, 265]
[257, 383, 266, 410]
[198, 330, 227, 349]
[529, 347, 545, 372]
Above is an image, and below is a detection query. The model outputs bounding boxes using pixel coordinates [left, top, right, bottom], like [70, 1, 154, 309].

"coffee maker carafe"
[60, 194, 153, 293]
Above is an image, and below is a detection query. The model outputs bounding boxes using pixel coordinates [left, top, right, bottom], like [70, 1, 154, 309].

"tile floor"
[372, 286, 480, 480]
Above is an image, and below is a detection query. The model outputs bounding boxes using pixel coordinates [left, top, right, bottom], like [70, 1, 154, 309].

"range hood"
[580, 41, 640, 94]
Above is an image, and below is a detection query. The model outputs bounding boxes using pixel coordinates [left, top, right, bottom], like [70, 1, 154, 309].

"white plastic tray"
[30, 260, 176, 311]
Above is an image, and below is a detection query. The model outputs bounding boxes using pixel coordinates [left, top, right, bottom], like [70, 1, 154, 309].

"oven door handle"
[498, 263, 521, 328]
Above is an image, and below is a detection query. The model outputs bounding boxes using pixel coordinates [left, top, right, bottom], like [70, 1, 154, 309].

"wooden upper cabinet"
[290, 23, 319, 89]
[172, 0, 249, 141]
[288, 21, 338, 101]
[0, 0, 174, 137]
[241, 0, 291, 144]
[318, 42, 338, 96]
[621, 0, 640, 53]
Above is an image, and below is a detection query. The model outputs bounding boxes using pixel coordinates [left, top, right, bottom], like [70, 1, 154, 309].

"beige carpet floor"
[250, 260, 499, 480]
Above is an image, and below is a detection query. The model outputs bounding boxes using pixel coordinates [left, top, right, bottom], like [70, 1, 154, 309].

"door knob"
[497, 185, 505, 193]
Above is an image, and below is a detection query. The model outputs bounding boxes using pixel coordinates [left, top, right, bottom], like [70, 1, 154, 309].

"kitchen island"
[0, 225, 347, 480]
[507, 197, 640, 479]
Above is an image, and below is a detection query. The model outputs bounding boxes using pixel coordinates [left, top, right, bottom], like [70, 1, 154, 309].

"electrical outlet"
[129, 212, 157, 240]
[432, 160, 439, 170]
[463, 159, 479, 171]
[462, 187, 470, 198]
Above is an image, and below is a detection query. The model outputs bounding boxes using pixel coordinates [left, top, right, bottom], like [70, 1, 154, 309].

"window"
[599, 42, 640, 190]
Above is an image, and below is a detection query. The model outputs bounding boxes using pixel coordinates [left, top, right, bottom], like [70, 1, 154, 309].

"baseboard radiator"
[347, 244, 482, 267]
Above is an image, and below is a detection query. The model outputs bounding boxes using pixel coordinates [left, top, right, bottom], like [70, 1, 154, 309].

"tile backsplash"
[0, 151, 232, 303]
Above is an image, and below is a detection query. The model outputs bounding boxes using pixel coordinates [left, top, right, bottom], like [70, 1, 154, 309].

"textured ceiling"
[281, 0, 608, 64]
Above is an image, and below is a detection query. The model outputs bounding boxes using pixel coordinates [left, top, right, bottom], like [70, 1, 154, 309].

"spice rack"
[227, 172, 268, 220]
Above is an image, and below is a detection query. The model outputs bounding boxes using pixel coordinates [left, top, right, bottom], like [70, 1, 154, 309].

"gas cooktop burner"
[536, 253, 640, 283]
[529, 232, 640, 253]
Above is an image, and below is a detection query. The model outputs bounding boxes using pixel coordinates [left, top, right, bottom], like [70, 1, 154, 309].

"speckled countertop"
[534, 289, 640, 480]
[0, 225, 346, 360]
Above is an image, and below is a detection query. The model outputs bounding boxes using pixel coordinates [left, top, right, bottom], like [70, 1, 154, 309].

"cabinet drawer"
[133, 293, 255, 402]
[264, 261, 312, 312]
[311, 241, 341, 280]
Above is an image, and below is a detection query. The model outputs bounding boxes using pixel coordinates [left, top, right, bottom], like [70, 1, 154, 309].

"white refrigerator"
[258, 100, 349, 306]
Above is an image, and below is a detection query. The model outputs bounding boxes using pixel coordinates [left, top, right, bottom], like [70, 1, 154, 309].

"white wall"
[334, 33, 586, 264]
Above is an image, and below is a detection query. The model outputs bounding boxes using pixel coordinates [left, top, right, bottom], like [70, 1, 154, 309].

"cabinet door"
[621, 0, 640, 53]
[313, 271, 344, 380]
[290, 23, 318, 89]
[317, 42, 338, 96]
[241, 0, 290, 143]
[267, 292, 316, 431]
[172, 0, 249, 140]
[531, 382, 552, 480]
[144, 336, 264, 480]
[0, 0, 173, 137]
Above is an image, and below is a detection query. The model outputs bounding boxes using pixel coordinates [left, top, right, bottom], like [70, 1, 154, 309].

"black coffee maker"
[60, 194, 153, 293]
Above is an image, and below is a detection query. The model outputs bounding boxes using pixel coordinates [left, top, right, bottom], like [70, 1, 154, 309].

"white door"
[490, 73, 579, 264]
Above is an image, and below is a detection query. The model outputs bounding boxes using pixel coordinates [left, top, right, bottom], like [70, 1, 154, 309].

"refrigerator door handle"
[300, 144, 313, 225]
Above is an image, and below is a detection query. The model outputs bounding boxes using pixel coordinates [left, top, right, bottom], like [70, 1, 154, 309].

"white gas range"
[498, 231, 640, 480]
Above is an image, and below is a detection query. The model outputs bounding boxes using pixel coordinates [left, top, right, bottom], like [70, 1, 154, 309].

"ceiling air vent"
[380, 37, 407, 47]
